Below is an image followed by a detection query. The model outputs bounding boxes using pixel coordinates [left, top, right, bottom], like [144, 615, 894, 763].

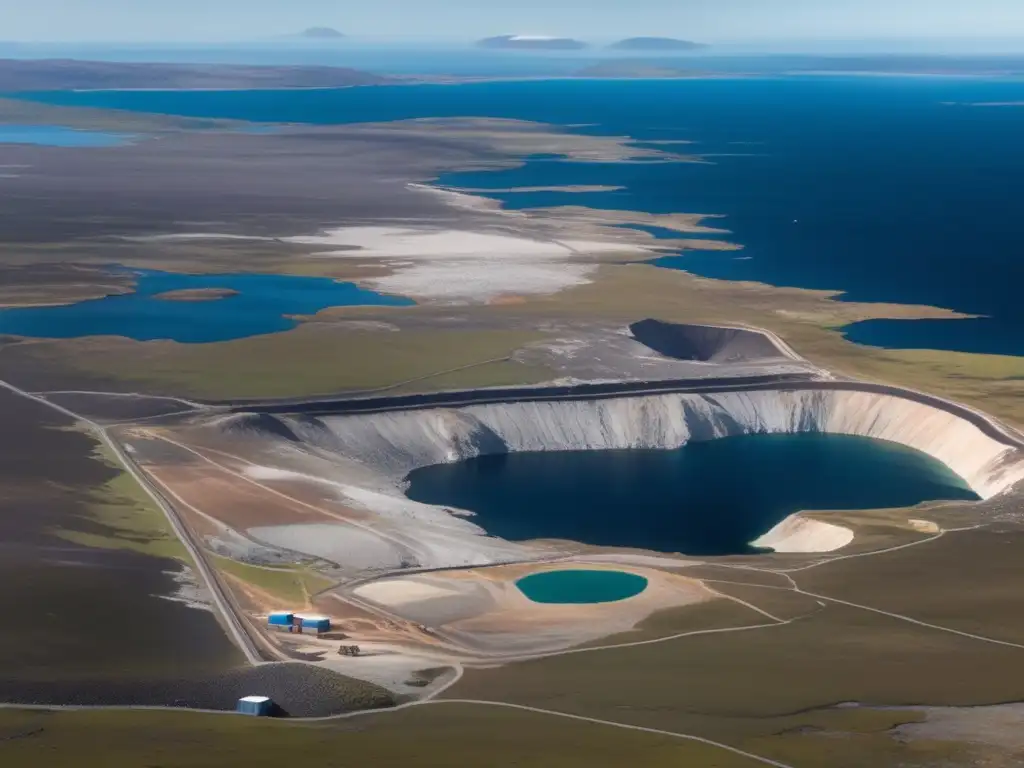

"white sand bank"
[752, 515, 854, 553]
[286, 225, 654, 302]
[355, 579, 462, 607]
[241, 465, 533, 571]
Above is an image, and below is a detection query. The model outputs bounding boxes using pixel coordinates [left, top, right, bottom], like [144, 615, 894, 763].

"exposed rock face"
[285, 389, 1024, 499]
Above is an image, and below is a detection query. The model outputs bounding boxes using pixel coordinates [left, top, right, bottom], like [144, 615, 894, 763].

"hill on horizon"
[610, 37, 707, 51]
[296, 27, 345, 40]
[478, 35, 588, 51]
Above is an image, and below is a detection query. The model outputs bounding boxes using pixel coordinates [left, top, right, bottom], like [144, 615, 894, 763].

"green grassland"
[211, 554, 336, 606]
[0, 699, 993, 768]
[0, 705, 769, 768]
[44, 326, 552, 399]
[446, 604, 1024, 736]
[796, 527, 1024, 644]
[705, 581, 825, 621]
[52, 440, 187, 562]
[576, 596, 770, 648]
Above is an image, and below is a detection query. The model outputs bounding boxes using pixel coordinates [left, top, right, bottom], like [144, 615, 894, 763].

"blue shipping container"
[237, 696, 273, 716]
[268, 612, 294, 627]
[299, 615, 331, 632]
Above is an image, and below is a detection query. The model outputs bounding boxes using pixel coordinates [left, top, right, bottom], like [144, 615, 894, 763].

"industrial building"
[266, 611, 332, 635]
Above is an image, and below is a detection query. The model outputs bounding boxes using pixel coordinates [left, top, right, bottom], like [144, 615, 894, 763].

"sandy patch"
[146, 464, 332, 530]
[350, 563, 712, 656]
[249, 523, 407, 573]
[895, 703, 1024, 750]
[752, 514, 854, 553]
[241, 465, 532, 570]
[285, 225, 654, 302]
[355, 578, 463, 606]
[908, 518, 941, 533]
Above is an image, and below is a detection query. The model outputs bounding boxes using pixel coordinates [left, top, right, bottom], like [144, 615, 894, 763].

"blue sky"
[4, 0, 1024, 43]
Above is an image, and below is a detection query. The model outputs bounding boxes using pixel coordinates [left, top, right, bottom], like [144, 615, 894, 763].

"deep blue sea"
[405, 433, 979, 556]
[0, 267, 412, 343]
[14, 77, 1024, 355]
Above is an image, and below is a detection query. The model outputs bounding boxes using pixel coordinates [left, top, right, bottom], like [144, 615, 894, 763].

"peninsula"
[153, 288, 240, 302]
[0, 58, 389, 90]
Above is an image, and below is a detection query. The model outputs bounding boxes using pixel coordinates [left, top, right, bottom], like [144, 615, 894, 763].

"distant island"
[610, 37, 707, 52]
[296, 27, 345, 40]
[478, 35, 588, 51]
[0, 59, 390, 90]
[153, 288, 240, 303]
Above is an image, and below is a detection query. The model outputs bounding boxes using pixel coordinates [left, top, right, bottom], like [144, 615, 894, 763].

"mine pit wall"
[285, 388, 1024, 501]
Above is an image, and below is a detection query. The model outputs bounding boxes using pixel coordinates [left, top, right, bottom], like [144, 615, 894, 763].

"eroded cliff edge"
[277, 388, 1024, 501]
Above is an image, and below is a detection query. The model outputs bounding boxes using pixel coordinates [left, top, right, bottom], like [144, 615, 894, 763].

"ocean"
[15, 76, 1024, 356]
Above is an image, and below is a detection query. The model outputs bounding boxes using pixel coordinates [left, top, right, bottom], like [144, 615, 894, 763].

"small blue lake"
[0, 125, 134, 147]
[516, 570, 649, 605]
[0, 268, 413, 343]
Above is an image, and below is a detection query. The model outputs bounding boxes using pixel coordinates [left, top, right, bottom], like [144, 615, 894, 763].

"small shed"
[236, 695, 273, 717]
[267, 611, 294, 627]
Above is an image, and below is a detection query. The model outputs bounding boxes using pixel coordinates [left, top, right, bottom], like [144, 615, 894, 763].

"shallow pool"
[516, 570, 649, 604]
[0, 125, 134, 147]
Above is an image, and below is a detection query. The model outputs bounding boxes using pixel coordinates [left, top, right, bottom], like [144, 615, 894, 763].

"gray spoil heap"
[629, 319, 787, 363]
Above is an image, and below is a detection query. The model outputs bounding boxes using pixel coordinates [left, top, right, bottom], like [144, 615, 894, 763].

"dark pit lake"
[405, 433, 979, 556]
[22, 76, 1024, 356]
[0, 267, 413, 343]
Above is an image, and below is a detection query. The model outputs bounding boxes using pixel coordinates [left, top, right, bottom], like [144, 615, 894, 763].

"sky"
[3, 0, 1024, 45]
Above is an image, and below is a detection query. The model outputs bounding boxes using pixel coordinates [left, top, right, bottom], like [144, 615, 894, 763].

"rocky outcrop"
[284, 389, 1024, 499]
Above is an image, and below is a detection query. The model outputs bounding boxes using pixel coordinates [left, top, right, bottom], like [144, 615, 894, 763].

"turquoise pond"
[516, 570, 649, 605]
[0, 125, 134, 147]
[0, 267, 413, 343]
